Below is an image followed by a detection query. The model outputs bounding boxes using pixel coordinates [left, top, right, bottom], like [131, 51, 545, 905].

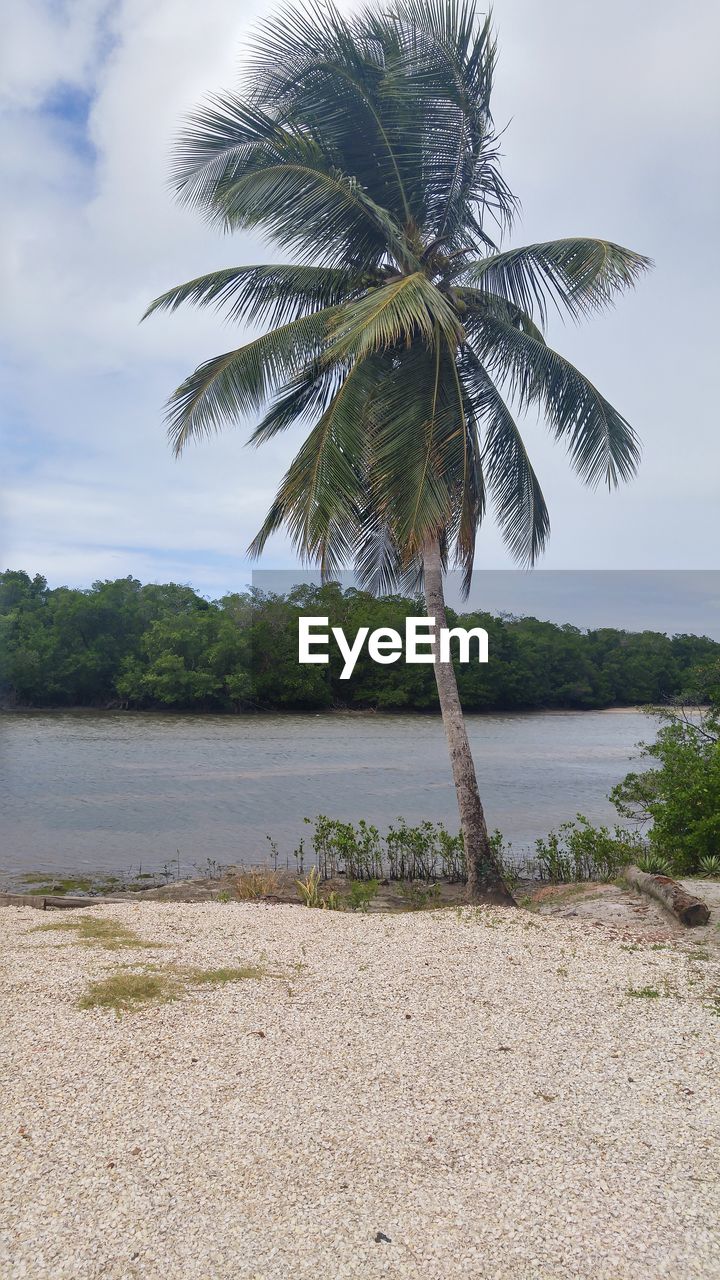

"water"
[0, 708, 654, 884]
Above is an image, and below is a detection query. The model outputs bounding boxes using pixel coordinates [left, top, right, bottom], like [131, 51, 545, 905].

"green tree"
[145, 1, 650, 902]
[116, 606, 251, 708]
[0, 571, 51, 703]
[2, 571, 717, 718]
[611, 678, 720, 874]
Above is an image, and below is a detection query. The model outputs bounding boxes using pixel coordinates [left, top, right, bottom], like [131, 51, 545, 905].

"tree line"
[1, 569, 717, 713]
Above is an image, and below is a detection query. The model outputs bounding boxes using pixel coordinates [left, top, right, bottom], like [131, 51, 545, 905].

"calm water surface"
[0, 709, 655, 883]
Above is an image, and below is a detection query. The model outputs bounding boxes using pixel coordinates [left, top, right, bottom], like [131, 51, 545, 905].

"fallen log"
[624, 866, 710, 927]
[0, 893, 121, 911]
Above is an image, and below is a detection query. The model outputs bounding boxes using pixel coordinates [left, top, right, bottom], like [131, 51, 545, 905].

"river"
[0, 708, 656, 886]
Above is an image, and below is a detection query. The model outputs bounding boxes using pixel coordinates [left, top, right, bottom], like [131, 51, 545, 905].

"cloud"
[1, 0, 719, 600]
[0, 1, 108, 110]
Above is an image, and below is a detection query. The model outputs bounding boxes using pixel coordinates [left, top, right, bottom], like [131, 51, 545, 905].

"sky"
[2, 0, 719, 623]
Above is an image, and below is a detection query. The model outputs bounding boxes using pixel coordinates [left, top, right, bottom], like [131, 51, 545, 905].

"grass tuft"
[32, 915, 161, 951]
[231, 868, 281, 901]
[78, 971, 176, 1013]
[189, 965, 266, 984]
[77, 958, 283, 1014]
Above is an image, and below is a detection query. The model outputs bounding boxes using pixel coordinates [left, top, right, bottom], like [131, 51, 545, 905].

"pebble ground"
[1, 901, 719, 1279]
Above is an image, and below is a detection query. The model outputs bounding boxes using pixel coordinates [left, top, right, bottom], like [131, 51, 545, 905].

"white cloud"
[0, 0, 109, 109]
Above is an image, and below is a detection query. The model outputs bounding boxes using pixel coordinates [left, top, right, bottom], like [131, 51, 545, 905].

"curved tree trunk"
[422, 541, 516, 906]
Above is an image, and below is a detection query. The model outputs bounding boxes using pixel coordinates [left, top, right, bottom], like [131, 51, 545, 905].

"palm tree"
[145, 0, 650, 904]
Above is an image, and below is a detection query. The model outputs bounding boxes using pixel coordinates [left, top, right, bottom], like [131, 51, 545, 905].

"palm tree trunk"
[422, 540, 516, 906]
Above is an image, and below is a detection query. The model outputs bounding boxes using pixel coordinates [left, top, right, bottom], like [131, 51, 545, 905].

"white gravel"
[1, 901, 719, 1280]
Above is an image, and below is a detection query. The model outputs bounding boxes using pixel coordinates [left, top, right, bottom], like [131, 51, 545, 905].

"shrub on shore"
[272, 813, 634, 891]
[529, 816, 644, 884]
[611, 688, 720, 876]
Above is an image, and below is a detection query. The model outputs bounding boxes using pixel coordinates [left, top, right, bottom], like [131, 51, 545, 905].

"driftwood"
[624, 866, 710, 927]
[0, 893, 120, 911]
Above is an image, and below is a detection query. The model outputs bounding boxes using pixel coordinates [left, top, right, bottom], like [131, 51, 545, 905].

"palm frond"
[218, 155, 414, 269]
[366, 342, 474, 559]
[247, 362, 342, 446]
[472, 313, 641, 487]
[462, 348, 550, 564]
[353, 515, 407, 596]
[389, 0, 517, 241]
[171, 95, 284, 211]
[171, 94, 410, 269]
[462, 239, 652, 324]
[458, 287, 546, 342]
[165, 308, 338, 455]
[325, 273, 463, 363]
[446, 343, 485, 592]
[249, 2, 415, 224]
[248, 357, 380, 573]
[143, 264, 365, 328]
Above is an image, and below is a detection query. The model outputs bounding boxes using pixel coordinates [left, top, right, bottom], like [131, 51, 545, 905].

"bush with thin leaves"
[611, 691, 720, 874]
[530, 815, 643, 884]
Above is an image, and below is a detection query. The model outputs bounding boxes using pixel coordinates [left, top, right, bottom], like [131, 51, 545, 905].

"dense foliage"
[2, 569, 718, 714]
[611, 670, 720, 873]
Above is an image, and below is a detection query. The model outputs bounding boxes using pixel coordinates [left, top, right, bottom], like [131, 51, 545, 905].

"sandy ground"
[1, 900, 719, 1280]
[532, 877, 720, 952]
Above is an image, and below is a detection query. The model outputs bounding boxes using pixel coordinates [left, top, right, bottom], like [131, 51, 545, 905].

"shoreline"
[0, 702, 658, 718]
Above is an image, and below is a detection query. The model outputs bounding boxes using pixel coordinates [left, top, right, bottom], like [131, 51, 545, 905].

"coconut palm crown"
[145, 0, 651, 594]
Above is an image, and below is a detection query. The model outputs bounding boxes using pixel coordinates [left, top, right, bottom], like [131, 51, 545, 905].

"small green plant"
[293, 838, 306, 874]
[305, 815, 385, 880]
[626, 985, 662, 999]
[265, 834, 280, 870]
[78, 959, 281, 1015]
[437, 826, 466, 882]
[322, 890, 344, 911]
[22, 874, 95, 896]
[346, 879, 380, 913]
[697, 854, 720, 879]
[296, 866, 322, 908]
[635, 852, 674, 876]
[386, 818, 440, 881]
[489, 830, 520, 891]
[397, 881, 441, 911]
